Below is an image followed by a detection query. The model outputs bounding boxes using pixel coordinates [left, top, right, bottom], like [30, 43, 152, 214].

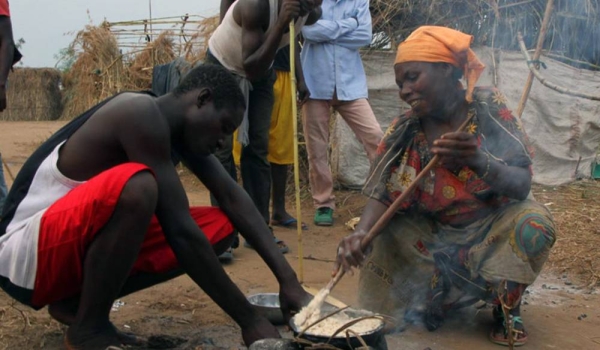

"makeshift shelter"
[2, 68, 63, 121]
[332, 48, 600, 188]
[332, 0, 600, 187]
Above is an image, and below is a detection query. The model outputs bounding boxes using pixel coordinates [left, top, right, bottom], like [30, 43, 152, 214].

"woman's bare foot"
[489, 305, 528, 346]
[50, 301, 146, 346]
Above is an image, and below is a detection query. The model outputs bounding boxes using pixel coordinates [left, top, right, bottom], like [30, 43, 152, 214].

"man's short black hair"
[173, 64, 245, 111]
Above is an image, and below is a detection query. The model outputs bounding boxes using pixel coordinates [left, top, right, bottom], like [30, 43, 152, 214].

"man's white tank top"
[208, 0, 307, 77]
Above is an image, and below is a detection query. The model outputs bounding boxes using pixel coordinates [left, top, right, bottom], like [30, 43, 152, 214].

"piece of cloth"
[0, 140, 82, 298]
[302, 96, 382, 209]
[0, 152, 7, 216]
[363, 87, 534, 226]
[358, 200, 555, 318]
[301, 0, 372, 101]
[26, 163, 231, 308]
[151, 57, 194, 97]
[208, 0, 307, 78]
[273, 46, 291, 72]
[0, 0, 9, 16]
[206, 53, 275, 223]
[394, 26, 485, 103]
[233, 69, 294, 165]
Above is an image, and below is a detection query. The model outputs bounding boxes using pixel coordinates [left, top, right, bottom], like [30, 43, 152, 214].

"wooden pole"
[515, 0, 554, 118]
[289, 22, 304, 282]
[517, 34, 600, 101]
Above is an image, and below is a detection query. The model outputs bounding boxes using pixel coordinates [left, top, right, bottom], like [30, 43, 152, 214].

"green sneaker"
[314, 207, 334, 226]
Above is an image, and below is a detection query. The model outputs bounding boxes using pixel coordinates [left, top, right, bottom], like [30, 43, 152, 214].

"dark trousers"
[206, 52, 276, 225]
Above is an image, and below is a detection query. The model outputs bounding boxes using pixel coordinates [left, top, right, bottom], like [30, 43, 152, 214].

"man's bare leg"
[64, 172, 158, 350]
[50, 232, 235, 345]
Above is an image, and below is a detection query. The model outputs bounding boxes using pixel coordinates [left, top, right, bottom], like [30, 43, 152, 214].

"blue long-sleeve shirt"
[301, 0, 372, 101]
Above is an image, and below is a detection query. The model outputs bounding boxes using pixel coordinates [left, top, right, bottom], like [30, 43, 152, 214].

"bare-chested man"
[0, 64, 308, 349]
[207, 0, 321, 259]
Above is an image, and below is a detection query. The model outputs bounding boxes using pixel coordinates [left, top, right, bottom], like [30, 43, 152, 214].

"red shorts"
[31, 163, 233, 307]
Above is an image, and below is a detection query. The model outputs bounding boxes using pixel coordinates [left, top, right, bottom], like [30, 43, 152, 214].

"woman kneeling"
[335, 26, 555, 347]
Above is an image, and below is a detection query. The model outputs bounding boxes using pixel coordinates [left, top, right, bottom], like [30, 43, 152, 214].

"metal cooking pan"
[289, 308, 388, 350]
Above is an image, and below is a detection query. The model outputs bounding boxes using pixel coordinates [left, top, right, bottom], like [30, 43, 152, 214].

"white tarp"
[331, 48, 600, 188]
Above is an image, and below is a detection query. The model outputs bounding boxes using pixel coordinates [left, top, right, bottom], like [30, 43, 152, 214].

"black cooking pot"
[289, 308, 388, 350]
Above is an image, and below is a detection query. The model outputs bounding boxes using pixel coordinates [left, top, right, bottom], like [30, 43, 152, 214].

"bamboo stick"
[326, 112, 476, 293]
[515, 0, 554, 118]
[517, 34, 600, 101]
[289, 22, 304, 282]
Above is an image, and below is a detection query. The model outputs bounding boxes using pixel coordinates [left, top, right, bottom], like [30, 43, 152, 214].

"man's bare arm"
[219, 0, 236, 22]
[180, 149, 308, 318]
[116, 100, 266, 334]
[181, 150, 300, 285]
[238, 0, 300, 80]
[305, 6, 322, 26]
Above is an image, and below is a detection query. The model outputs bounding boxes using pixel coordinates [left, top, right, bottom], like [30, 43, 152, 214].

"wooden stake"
[289, 22, 304, 282]
[515, 0, 554, 118]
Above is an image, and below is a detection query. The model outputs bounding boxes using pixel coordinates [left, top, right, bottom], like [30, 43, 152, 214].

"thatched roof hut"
[1, 68, 63, 121]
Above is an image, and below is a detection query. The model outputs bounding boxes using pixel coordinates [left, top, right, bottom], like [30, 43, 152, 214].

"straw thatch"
[370, 0, 600, 69]
[126, 31, 176, 89]
[1, 68, 63, 121]
[182, 15, 219, 64]
[60, 24, 124, 120]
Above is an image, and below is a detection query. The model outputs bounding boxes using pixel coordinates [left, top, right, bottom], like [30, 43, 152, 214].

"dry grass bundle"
[532, 181, 600, 288]
[1, 68, 63, 121]
[183, 15, 219, 64]
[126, 31, 176, 89]
[369, 0, 600, 69]
[60, 24, 124, 120]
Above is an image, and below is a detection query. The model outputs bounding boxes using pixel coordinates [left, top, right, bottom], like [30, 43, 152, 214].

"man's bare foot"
[50, 302, 146, 346]
[65, 324, 122, 350]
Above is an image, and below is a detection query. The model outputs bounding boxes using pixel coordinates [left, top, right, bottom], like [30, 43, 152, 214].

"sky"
[10, 0, 221, 68]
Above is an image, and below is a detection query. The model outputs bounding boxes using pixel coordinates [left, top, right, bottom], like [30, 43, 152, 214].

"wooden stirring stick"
[326, 113, 476, 294]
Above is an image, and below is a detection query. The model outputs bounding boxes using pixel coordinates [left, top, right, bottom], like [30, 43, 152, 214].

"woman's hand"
[332, 230, 370, 277]
[430, 132, 487, 172]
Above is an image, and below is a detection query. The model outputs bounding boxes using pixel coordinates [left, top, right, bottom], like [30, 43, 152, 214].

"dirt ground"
[1, 121, 599, 350]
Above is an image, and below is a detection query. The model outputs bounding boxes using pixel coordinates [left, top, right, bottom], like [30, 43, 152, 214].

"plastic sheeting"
[332, 49, 600, 188]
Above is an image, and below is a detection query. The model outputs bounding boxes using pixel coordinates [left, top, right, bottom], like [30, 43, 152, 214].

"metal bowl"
[247, 293, 285, 325]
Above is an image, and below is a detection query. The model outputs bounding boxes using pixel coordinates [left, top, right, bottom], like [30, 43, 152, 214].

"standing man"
[233, 45, 310, 231]
[207, 0, 321, 259]
[0, 0, 22, 218]
[301, 0, 383, 226]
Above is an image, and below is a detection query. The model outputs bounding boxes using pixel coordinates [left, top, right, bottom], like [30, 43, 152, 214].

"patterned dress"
[358, 87, 556, 318]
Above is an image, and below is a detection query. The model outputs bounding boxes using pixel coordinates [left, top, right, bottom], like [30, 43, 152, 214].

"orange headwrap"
[395, 26, 485, 102]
